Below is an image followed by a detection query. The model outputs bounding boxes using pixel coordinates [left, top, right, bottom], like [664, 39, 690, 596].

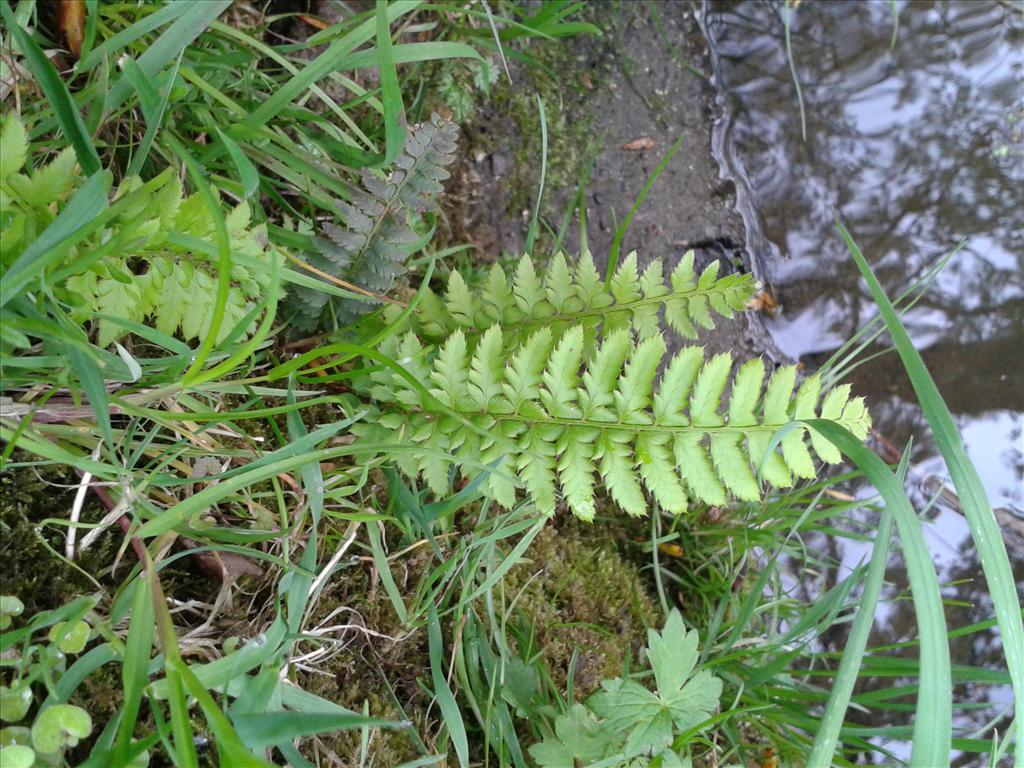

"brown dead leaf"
[580, 72, 594, 90]
[218, 551, 264, 582]
[184, 539, 263, 584]
[745, 289, 778, 314]
[57, 0, 86, 57]
[870, 428, 902, 465]
[298, 14, 329, 31]
[622, 136, 656, 151]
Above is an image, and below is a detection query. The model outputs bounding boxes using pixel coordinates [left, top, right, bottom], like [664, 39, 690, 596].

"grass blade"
[174, 661, 275, 767]
[125, 51, 184, 177]
[230, 712, 397, 750]
[605, 135, 684, 284]
[366, 520, 410, 625]
[783, 1, 807, 142]
[807, 507, 894, 765]
[65, 346, 112, 449]
[524, 94, 547, 255]
[807, 419, 951, 767]
[337, 41, 484, 71]
[428, 605, 469, 768]
[244, 0, 419, 131]
[216, 127, 259, 199]
[105, 0, 231, 113]
[77, 2, 191, 72]
[146, 553, 198, 768]
[79, 0, 98, 64]
[836, 216, 1024, 765]
[461, 519, 545, 605]
[113, 577, 155, 764]
[376, 0, 407, 164]
[1, 0, 100, 175]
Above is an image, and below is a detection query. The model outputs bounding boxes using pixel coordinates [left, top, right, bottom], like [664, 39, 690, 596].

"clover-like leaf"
[0, 685, 33, 723]
[0, 595, 24, 630]
[499, 657, 540, 717]
[658, 752, 693, 768]
[30, 704, 92, 754]
[0, 744, 35, 768]
[622, 707, 674, 757]
[585, 613, 723, 758]
[590, 678, 663, 733]
[664, 669, 723, 733]
[48, 620, 91, 654]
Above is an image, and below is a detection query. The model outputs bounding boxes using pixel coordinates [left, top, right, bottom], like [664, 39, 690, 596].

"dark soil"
[445, 2, 781, 361]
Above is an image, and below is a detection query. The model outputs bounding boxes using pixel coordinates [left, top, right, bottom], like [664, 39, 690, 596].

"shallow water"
[702, 0, 1022, 761]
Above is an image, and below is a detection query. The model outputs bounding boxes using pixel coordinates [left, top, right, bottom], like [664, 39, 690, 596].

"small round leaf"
[48, 620, 91, 654]
[0, 595, 24, 617]
[0, 685, 32, 723]
[30, 704, 92, 754]
[0, 725, 32, 746]
[0, 596, 24, 630]
[0, 744, 35, 768]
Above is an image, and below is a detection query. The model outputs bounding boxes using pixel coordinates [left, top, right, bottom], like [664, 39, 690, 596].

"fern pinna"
[288, 114, 459, 331]
[357, 321, 870, 521]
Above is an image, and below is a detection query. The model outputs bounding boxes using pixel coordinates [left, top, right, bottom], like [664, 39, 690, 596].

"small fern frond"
[61, 180, 278, 347]
[411, 250, 756, 348]
[287, 115, 458, 331]
[361, 329, 871, 519]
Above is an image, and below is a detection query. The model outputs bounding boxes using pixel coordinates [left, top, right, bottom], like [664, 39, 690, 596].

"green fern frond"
[0, 113, 278, 349]
[360, 327, 871, 520]
[287, 114, 459, 332]
[411, 249, 756, 347]
[62, 178, 278, 347]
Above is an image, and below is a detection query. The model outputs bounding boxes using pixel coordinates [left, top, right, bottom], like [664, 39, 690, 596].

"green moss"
[0, 459, 113, 617]
[502, 521, 658, 696]
[481, 42, 604, 231]
[290, 511, 659, 763]
[294, 541, 435, 764]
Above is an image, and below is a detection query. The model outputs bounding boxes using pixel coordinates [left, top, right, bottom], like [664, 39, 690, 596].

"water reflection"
[704, 0, 1023, 763]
